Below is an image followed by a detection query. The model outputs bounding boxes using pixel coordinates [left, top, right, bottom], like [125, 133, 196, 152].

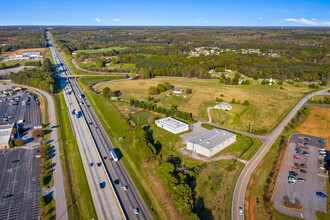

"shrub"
[186, 88, 192, 94]
[40, 195, 46, 208]
[163, 82, 172, 90]
[14, 139, 24, 146]
[243, 100, 250, 106]
[231, 98, 236, 104]
[148, 86, 159, 95]
[157, 84, 166, 92]
[220, 94, 224, 97]
[277, 81, 283, 85]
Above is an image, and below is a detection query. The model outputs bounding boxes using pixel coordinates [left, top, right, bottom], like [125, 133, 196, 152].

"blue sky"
[1, 0, 329, 26]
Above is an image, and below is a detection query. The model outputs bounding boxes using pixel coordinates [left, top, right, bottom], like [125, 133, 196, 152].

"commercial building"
[186, 128, 236, 157]
[155, 117, 189, 134]
[5, 48, 45, 61]
[0, 124, 14, 148]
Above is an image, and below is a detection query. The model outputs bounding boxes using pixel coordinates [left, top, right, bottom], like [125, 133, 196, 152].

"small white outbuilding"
[155, 117, 189, 134]
[214, 102, 232, 111]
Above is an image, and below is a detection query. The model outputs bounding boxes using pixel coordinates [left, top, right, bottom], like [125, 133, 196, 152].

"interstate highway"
[46, 31, 152, 220]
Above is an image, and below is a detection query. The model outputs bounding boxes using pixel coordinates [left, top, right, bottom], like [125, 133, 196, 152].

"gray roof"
[0, 124, 14, 145]
[156, 117, 188, 129]
[188, 128, 236, 150]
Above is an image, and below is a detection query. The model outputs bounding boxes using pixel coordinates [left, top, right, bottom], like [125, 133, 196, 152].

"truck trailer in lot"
[110, 149, 118, 162]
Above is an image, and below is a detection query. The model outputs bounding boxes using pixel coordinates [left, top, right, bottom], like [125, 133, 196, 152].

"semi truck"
[110, 149, 118, 162]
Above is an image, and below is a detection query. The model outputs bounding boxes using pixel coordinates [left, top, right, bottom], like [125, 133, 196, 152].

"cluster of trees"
[0, 62, 20, 70]
[9, 58, 55, 93]
[25, 61, 42, 67]
[157, 162, 198, 219]
[133, 126, 156, 162]
[309, 96, 330, 105]
[147, 82, 172, 95]
[130, 99, 193, 122]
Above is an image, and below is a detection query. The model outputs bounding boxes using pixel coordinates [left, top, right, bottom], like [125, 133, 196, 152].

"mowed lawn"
[98, 77, 314, 132]
[74, 46, 129, 54]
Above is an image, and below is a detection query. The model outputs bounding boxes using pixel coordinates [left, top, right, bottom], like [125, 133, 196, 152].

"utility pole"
[217, 114, 220, 125]
[249, 122, 252, 133]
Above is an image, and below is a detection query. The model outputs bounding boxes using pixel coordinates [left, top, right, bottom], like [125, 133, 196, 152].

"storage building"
[155, 117, 189, 134]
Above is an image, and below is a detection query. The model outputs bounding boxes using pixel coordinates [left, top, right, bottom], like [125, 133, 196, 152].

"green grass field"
[78, 76, 117, 87]
[74, 46, 129, 54]
[129, 111, 152, 126]
[99, 78, 315, 133]
[54, 86, 97, 219]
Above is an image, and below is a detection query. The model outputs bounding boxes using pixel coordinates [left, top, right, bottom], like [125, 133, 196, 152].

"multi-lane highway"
[232, 88, 329, 220]
[46, 31, 152, 220]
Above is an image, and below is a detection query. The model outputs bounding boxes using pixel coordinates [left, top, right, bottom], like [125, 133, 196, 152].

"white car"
[239, 207, 243, 215]
[134, 207, 139, 214]
[319, 166, 326, 170]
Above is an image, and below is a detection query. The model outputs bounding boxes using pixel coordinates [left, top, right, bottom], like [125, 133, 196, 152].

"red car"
[294, 155, 300, 160]
[103, 156, 108, 160]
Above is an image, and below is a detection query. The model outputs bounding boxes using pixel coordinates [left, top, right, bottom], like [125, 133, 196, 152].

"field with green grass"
[99, 77, 314, 133]
[53, 82, 97, 219]
[74, 46, 129, 54]
[78, 76, 117, 87]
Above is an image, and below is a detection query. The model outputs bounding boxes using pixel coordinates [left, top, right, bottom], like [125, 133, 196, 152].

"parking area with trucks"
[273, 134, 327, 219]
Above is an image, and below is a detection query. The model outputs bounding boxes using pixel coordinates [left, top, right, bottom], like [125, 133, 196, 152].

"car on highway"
[103, 156, 108, 160]
[80, 102, 84, 105]
[97, 162, 102, 167]
[316, 192, 327, 198]
[123, 185, 128, 191]
[114, 179, 120, 185]
[297, 178, 306, 182]
[300, 163, 307, 168]
[300, 169, 307, 173]
[100, 182, 106, 189]
[239, 207, 243, 215]
[89, 163, 94, 167]
[319, 140, 326, 144]
[134, 207, 139, 215]
[294, 155, 300, 160]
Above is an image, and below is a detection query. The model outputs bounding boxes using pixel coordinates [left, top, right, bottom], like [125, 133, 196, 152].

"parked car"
[295, 147, 302, 152]
[316, 192, 327, 198]
[289, 174, 297, 178]
[300, 163, 307, 168]
[300, 169, 307, 173]
[320, 148, 326, 151]
[304, 138, 310, 141]
[303, 151, 309, 156]
[3, 117, 8, 122]
[289, 171, 298, 176]
[319, 140, 326, 144]
[288, 180, 296, 184]
[297, 178, 306, 182]
[294, 155, 300, 160]
[319, 166, 325, 170]
[3, 194, 14, 199]
[303, 143, 310, 146]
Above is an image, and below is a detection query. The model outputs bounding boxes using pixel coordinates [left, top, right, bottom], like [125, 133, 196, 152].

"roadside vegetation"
[245, 106, 314, 220]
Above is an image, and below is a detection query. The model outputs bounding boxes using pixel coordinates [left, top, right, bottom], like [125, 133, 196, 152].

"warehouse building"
[187, 128, 236, 157]
[155, 117, 189, 134]
[0, 124, 14, 148]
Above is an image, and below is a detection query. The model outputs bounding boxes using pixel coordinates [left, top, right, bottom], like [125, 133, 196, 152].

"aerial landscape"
[0, 0, 329, 220]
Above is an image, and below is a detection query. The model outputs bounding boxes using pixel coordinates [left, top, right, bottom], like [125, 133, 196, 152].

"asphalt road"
[232, 88, 329, 220]
[0, 148, 41, 220]
[10, 82, 69, 220]
[47, 30, 152, 220]
[47, 31, 125, 219]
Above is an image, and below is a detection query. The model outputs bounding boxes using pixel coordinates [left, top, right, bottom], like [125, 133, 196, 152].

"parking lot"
[0, 148, 41, 219]
[273, 133, 327, 219]
[0, 90, 41, 128]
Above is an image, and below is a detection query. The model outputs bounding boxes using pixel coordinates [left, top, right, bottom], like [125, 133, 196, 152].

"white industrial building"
[173, 88, 184, 94]
[0, 124, 14, 148]
[214, 102, 232, 111]
[186, 129, 236, 157]
[155, 117, 189, 134]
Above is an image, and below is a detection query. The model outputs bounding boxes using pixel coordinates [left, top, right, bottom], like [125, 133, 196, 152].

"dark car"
[300, 169, 307, 173]
[304, 138, 309, 141]
[97, 162, 102, 167]
[300, 163, 307, 168]
[3, 194, 14, 199]
[303, 151, 309, 156]
[289, 171, 298, 176]
[11, 160, 19, 163]
[114, 179, 120, 185]
[295, 147, 302, 152]
[89, 163, 93, 167]
[316, 192, 327, 198]
[319, 140, 326, 144]
[103, 156, 108, 160]
[303, 143, 310, 146]
[100, 182, 106, 188]
[297, 178, 306, 182]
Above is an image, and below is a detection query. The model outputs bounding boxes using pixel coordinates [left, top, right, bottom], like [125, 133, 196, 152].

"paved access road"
[10, 82, 68, 220]
[0, 148, 41, 220]
[232, 88, 329, 220]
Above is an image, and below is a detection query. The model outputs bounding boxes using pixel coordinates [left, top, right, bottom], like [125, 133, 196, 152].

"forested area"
[9, 58, 55, 93]
[50, 26, 329, 81]
[0, 27, 47, 53]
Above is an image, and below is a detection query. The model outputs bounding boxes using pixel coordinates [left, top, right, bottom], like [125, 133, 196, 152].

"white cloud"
[196, 18, 211, 24]
[286, 18, 330, 26]
[113, 18, 120, 22]
[258, 17, 263, 20]
[94, 18, 101, 23]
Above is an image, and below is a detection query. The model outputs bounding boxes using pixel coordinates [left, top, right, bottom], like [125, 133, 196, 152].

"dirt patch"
[295, 107, 330, 150]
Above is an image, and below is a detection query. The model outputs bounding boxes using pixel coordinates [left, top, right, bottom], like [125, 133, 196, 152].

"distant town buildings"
[188, 47, 279, 58]
[186, 128, 236, 157]
[4, 48, 45, 61]
[214, 102, 232, 111]
[155, 117, 189, 134]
